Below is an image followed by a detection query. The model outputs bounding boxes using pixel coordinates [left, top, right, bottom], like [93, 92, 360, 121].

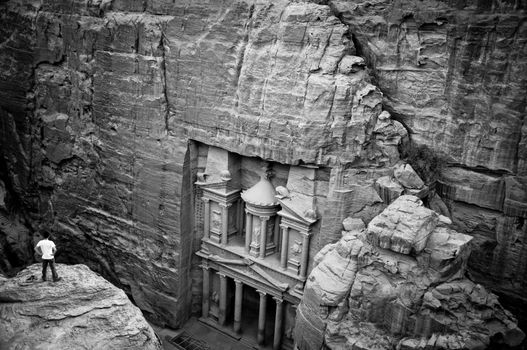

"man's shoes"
[53, 277, 62, 282]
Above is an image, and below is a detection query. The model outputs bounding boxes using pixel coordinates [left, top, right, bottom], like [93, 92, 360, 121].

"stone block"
[342, 217, 365, 232]
[374, 175, 404, 204]
[367, 195, 438, 254]
[393, 163, 425, 189]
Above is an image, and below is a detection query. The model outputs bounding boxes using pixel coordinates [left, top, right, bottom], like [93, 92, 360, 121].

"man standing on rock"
[35, 231, 61, 282]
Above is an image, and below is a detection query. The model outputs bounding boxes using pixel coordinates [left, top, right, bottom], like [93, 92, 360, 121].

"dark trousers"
[42, 259, 59, 281]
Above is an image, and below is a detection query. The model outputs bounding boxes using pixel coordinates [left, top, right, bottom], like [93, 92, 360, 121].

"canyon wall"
[327, 0, 527, 324]
[0, 0, 525, 335]
[295, 196, 525, 350]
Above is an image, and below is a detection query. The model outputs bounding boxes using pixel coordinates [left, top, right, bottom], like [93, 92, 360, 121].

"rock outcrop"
[0, 0, 525, 336]
[295, 196, 524, 350]
[0, 0, 408, 327]
[329, 0, 527, 325]
[0, 263, 162, 350]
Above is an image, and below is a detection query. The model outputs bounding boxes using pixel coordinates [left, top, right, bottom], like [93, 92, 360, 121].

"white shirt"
[36, 239, 56, 259]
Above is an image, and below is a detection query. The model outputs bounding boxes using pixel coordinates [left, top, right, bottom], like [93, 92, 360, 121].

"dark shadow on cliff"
[0, 156, 35, 276]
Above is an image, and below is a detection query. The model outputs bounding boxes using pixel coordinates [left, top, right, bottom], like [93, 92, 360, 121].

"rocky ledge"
[0, 264, 162, 350]
[294, 195, 525, 350]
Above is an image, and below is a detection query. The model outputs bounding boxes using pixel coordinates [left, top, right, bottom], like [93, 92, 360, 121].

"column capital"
[279, 223, 289, 230]
[299, 230, 312, 237]
[272, 296, 283, 303]
[202, 197, 211, 203]
[218, 272, 227, 278]
[256, 289, 267, 296]
[234, 278, 243, 285]
[259, 216, 270, 221]
[219, 202, 232, 208]
[199, 264, 210, 271]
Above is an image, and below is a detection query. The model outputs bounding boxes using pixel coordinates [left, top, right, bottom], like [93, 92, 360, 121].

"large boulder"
[0, 264, 162, 350]
[294, 195, 525, 350]
[366, 195, 439, 254]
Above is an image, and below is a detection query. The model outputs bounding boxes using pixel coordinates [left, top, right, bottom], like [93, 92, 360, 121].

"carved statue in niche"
[252, 226, 261, 244]
[212, 210, 221, 231]
[267, 220, 274, 242]
[285, 326, 294, 339]
[228, 207, 237, 231]
[211, 290, 219, 304]
[291, 240, 302, 256]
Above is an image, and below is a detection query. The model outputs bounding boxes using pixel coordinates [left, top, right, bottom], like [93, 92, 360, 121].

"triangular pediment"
[277, 193, 317, 225]
[278, 205, 305, 223]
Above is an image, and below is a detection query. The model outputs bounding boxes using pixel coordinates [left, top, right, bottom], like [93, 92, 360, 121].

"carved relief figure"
[211, 290, 219, 304]
[291, 240, 302, 256]
[252, 226, 261, 244]
[212, 211, 221, 231]
[228, 206, 237, 231]
[267, 220, 274, 243]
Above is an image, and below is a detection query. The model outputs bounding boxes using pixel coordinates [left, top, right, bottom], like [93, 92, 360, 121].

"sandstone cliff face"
[0, 0, 525, 335]
[0, 263, 162, 350]
[295, 196, 525, 350]
[0, 0, 406, 327]
[328, 0, 527, 318]
[0, 179, 33, 273]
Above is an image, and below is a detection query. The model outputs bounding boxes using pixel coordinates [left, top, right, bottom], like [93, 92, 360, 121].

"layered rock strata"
[0, 0, 407, 327]
[0, 263, 162, 350]
[328, 0, 527, 322]
[0, 0, 525, 336]
[295, 196, 524, 350]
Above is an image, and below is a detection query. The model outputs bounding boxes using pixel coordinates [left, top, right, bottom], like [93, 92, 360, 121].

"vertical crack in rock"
[234, 4, 254, 109]
[513, 113, 526, 174]
[317, 26, 334, 69]
[157, 27, 170, 135]
[260, 6, 286, 116]
[444, 37, 461, 100]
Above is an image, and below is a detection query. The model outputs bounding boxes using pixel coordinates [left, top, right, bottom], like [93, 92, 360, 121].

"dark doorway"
[240, 285, 276, 347]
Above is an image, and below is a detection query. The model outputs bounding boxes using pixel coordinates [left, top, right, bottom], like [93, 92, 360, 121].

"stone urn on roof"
[241, 165, 281, 258]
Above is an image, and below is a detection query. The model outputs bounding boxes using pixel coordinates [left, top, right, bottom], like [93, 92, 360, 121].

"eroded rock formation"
[295, 196, 525, 350]
[0, 0, 525, 339]
[0, 263, 162, 350]
[328, 0, 527, 320]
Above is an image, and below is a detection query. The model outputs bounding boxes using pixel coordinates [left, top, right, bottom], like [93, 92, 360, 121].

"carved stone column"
[259, 216, 269, 259]
[220, 203, 231, 246]
[201, 265, 210, 318]
[233, 279, 243, 334]
[257, 290, 267, 345]
[203, 198, 210, 240]
[219, 273, 227, 325]
[300, 232, 311, 278]
[280, 224, 289, 270]
[274, 216, 281, 250]
[273, 298, 284, 350]
[245, 211, 253, 253]
[239, 199, 245, 236]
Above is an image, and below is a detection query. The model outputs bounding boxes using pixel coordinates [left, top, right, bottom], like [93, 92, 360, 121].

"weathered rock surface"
[0, 179, 33, 275]
[330, 0, 526, 173]
[0, 0, 525, 337]
[0, 0, 409, 327]
[0, 263, 162, 350]
[329, 0, 527, 323]
[367, 195, 439, 254]
[295, 196, 524, 350]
